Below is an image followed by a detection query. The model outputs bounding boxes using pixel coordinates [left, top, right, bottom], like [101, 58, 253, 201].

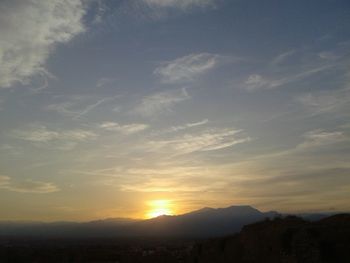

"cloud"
[83, 164, 230, 193]
[297, 88, 350, 116]
[152, 119, 209, 136]
[0, 175, 59, 194]
[244, 74, 270, 91]
[0, 176, 10, 187]
[96, 77, 116, 88]
[147, 128, 250, 155]
[46, 96, 116, 119]
[12, 125, 96, 142]
[72, 97, 114, 120]
[318, 51, 340, 60]
[100, 122, 149, 134]
[0, 97, 4, 110]
[142, 0, 216, 10]
[271, 50, 296, 66]
[91, 0, 108, 25]
[11, 125, 97, 150]
[229, 168, 350, 211]
[165, 119, 209, 133]
[245, 129, 348, 162]
[133, 88, 190, 116]
[0, 0, 87, 88]
[0, 144, 23, 156]
[154, 53, 221, 84]
[242, 46, 346, 92]
[298, 130, 347, 150]
[244, 65, 332, 91]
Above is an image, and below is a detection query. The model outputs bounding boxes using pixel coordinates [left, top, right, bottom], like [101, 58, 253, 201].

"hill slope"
[0, 205, 278, 238]
[189, 214, 350, 263]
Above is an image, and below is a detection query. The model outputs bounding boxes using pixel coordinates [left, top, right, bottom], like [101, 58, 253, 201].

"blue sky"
[0, 0, 350, 220]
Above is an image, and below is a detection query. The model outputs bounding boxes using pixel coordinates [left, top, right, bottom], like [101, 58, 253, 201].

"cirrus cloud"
[146, 128, 250, 155]
[100, 122, 149, 134]
[0, 175, 59, 194]
[154, 53, 222, 84]
[298, 130, 348, 150]
[142, 0, 217, 10]
[133, 88, 190, 116]
[11, 125, 97, 150]
[0, 0, 87, 88]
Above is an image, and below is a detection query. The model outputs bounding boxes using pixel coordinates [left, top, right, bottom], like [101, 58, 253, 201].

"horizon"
[0, 203, 347, 223]
[1, 0, 350, 222]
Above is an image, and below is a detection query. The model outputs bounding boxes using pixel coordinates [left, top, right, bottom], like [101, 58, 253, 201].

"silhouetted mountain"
[189, 214, 350, 263]
[0, 205, 278, 238]
[1, 214, 349, 263]
[131, 205, 279, 237]
[296, 212, 343, 221]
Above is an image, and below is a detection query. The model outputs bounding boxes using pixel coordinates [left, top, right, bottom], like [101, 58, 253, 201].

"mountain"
[0, 205, 278, 238]
[295, 212, 343, 221]
[130, 205, 279, 237]
[1, 214, 349, 262]
[188, 214, 350, 263]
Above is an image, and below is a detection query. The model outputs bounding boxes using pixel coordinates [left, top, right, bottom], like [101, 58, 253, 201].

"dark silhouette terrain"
[0, 206, 278, 238]
[189, 214, 350, 263]
[0, 207, 349, 262]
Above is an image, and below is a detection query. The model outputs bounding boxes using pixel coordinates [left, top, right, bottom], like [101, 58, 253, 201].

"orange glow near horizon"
[146, 200, 174, 218]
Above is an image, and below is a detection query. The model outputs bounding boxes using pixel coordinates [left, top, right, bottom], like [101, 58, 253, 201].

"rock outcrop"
[189, 214, 350, 263]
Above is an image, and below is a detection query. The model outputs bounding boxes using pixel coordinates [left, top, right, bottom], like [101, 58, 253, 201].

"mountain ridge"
[0, 205, 278, 238]
[0, 205, 348, 239]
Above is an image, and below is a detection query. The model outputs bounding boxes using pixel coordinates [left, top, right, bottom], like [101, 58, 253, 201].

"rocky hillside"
[189, 214, 350, 263]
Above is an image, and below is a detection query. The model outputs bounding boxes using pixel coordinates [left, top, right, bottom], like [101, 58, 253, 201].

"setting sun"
[146, 200, 174, 218]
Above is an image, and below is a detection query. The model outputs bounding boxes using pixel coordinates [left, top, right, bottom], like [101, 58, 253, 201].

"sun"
[146, 200, 174, 218]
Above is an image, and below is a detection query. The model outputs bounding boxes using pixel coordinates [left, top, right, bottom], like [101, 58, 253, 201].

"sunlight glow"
[146, 200, 174, 218]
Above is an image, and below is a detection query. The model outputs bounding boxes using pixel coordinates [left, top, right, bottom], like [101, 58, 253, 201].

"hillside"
[189, 214, 350, 263]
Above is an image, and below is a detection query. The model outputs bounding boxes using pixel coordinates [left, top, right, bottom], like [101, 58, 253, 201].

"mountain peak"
[188, 205, 259, 215]
[0, 205, 282, 238]
[189, 207, 215, 214]
[224, 205, 261, 212]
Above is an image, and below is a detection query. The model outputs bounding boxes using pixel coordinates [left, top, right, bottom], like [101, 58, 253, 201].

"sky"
[0, 0, 350, 221]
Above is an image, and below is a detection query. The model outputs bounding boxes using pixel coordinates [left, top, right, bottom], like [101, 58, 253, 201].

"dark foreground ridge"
[0, 214, 349, 262]
[189, 214, 350, 263]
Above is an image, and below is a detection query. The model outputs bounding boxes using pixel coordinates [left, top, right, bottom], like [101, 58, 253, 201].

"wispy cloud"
[46, 96, 116, 119]
[142, 0, 217, 10]
[242, 43, 349, 92]
[297, 130, 348, 150]
[318, 51, 340, 60]
[244, 65, 332, 91]
[11, 125, 97, 150]
[0, 0, 87, 88]
[0, 175, 59, 194]
[0, 97, 4, 111]
[146, 128, 250, 155]
[271, 50, 296, 66]
[297, 88, 350, 116]
[154, 53, 222, 84]
[12, 125, 96, 142]
[133, 88, 190, 116]
[247, 129, 348, 160]
[96, 77, 116, 88]
[77, 164, 230, 193]
[91, 0, 108, 25]
[0, 144, 23, 156]
[151, 119, 209, 137]
[72, 97, 114, 120]
[46, 100, 80, 117]
[99, 122, 149, 134]
[158, 119, 209, 134]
